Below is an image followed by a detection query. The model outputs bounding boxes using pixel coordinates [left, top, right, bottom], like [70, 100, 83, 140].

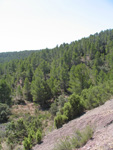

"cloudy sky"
[0, 0, 113, 52]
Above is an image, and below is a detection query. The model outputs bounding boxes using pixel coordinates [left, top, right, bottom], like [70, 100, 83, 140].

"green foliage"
[23, 137, 32, 150]
[50, 95, 68, 116]
[62, 102, 72, 121]
[47, 77, 60, 97]
[6, 116, 42, 146]
[50, 101, 58, 116]
[0, 80, 11, 105]
[68, 94, 84, 118]
[6, 119, 27, 145]
[23, 77, 32, 101]
[0, 50, 37, 63]
[0, 103, 10, 123]
[1, 29, 113, 150]
[53, 126, 93, 150]
[54, 115, 68, 128]
[31, 76, 52, 108]
[59, 63, 69, 91]
[1, 29, 113, 140]
[53, 137, 72, 150]
[69, 64, 92, 94]
[28, 129, 35, 143]
[36, 130, 42, 144]
[14, 85, 25, 104]
[38, 60, 50, 80]
[57, 95, 68, 108]
[62, 94, 84, 121]
[81, 80, 113, 109]
[26, 65, 33, 82]
[0, 144, 2, 150]
[71, 126, 93, 148]
[0, 29, 113, 109]
[54, 93, 85, 127]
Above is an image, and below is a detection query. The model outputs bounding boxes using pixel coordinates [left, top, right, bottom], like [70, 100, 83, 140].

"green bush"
[57, 95, 68, 108]
[0, 103, 10, 123]
[53, 137, 72, 150]
[6, 115, 42, 147]
[53, 126, 93, 150]
[36, 130, 42, 144]
[69, 94, 84, 118]
[54, 94, 85, 128]
[7, 134, 17, 146]
[71, 126, 93, 148]
[50, 101, 58, 116]
[81, 80, 113, 109]
[23, 137, 32, 150]
[50, 95, 68, 116]
[54, 115, 68, 128]
[62, 102, 72, 120]
[28, 130, 35, 143]
[62, 93, 84, 122]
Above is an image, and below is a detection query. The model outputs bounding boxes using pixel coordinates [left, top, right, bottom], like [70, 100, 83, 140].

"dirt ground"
[33, 99, 113, 150]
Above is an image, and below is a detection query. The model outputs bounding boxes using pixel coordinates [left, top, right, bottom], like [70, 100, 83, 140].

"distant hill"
[0, 50, 38, 63]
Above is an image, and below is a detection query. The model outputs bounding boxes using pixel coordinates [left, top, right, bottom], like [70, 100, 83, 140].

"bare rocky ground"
[33, 99, 113, 150]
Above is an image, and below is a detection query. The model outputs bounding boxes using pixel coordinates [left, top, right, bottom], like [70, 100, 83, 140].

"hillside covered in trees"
[1, 29, 113, 149]
[0, 50, 38, 63]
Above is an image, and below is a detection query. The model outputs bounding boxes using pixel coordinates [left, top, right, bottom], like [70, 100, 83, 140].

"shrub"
[81, 80, 113, 109]
[23, 137, 32, 150]
[36, 130, 42, 144]
[57, 95, 68, 108]
[62, 102, 72, 120]
[50, 101, 58, 116]
[53, 126, 93, 150]
[69, 94, 84, 118]
[62, 94, 84, 122]
[28, 130, 35, 143]
[7, 134, 16, 146]
[50, 95, 68, 116]
[71, 126, 93, 148]
[53, 137, 72, 150]
[0, 103, 10, 123]
[54, 115, 68, 128]
[6, 116, 42, 147]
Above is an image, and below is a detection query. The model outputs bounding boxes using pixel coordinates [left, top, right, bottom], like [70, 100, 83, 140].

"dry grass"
[10, 101, 37, 119]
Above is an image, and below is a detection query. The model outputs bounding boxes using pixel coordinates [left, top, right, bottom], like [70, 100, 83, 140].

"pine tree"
[69, 64, 92, 94]
[0, 79, 11, 105]
[23, 78, 32, 101]
[31, 76, 52, 108]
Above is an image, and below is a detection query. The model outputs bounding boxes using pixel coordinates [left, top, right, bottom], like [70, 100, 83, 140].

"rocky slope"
[33, 99, 113, 150]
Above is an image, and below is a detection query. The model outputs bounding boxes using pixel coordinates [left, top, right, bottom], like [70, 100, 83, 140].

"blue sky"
[0, 0, 113, 52]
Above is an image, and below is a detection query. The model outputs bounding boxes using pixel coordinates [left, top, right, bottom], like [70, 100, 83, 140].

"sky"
[0, 0, 113, 52]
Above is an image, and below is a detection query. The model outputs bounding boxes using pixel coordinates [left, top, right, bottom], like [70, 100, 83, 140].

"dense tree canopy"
[0, 80, 11, 105]
[1, 29, 113, 148]
[0, 29, 113, 109]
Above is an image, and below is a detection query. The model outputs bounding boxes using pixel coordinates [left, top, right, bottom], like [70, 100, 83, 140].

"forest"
[0, 29, 113, 149]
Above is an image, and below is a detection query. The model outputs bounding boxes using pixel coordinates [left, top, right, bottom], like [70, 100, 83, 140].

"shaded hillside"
[33, 99, 113, 150]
